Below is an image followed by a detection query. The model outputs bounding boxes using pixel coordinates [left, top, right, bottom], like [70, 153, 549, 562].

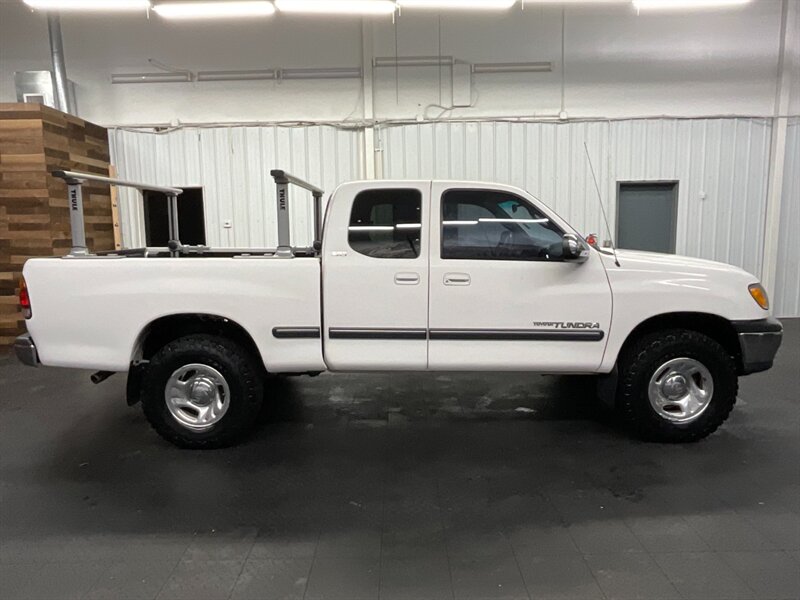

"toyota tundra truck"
[13, 169, 783, 448]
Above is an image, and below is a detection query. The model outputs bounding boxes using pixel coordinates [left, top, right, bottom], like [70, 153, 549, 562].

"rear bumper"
[14, 334, 39, 367]
[732, 317, 783, 375]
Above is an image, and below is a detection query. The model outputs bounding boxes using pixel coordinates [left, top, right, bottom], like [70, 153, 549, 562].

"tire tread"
[617, 328, 738, 443]
[141, 334, 263, 449]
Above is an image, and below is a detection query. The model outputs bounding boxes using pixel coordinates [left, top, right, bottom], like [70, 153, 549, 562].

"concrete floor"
[0, 321, 798, 600]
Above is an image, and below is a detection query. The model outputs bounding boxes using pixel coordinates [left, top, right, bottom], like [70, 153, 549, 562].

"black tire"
[141, 334, 264, 449]
[617, 329, 738, 443]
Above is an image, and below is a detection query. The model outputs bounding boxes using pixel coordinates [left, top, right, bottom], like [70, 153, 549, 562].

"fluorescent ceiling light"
[153, 1, 276, 19]
[398, 0, 517, 9]
[275, 0, 396, 14]
[520, 1, 627, 3]
[632, 0, 750, 9]
[24, 0, 150, 10]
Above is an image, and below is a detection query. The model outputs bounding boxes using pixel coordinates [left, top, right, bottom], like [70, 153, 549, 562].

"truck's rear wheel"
[617, 329, 737, 443]
[141, 334, 264, 448]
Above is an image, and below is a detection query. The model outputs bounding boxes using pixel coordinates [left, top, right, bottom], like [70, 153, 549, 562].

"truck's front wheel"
[141, 334, 264, 448]
[617, 329, 737, 442]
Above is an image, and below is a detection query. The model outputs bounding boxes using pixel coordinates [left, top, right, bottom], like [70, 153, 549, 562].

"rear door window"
[348, 189, 422, 259]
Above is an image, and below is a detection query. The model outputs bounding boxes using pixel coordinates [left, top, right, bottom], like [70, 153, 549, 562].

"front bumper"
[14, 333, 39, 367]
[732, 317, 783, 375]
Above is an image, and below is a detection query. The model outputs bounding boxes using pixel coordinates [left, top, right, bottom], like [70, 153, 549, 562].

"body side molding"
[428, 329, 605, 341]
[326, 328, 605, 341]
[272, 327, 321, 339]
[329, 328, 428, 340]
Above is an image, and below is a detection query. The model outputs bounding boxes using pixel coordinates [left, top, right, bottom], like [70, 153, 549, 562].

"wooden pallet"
[0, 103, 113, 347]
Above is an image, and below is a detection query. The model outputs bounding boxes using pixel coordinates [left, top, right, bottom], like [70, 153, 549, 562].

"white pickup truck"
[14, 169, 782, 448]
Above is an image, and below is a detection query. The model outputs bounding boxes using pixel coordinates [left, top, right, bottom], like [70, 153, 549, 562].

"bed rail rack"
[270, 169, 325, 257]
[52, 170, 184, 257]
[53, 169, 325, 259]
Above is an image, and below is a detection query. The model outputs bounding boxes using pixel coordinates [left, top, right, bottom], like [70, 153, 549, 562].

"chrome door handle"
[444, 273, 471, 286]
[395, 272, 420, 285]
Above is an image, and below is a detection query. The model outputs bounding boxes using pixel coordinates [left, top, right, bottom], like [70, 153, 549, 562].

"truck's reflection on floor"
[260, 371, 605, 426]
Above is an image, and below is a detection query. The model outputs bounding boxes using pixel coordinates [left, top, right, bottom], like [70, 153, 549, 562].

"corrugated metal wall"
[109, 117, 798, 316]
[774, 118, 800, 317]
[109, 125, 364, 248]
[380, 118, 772, 281]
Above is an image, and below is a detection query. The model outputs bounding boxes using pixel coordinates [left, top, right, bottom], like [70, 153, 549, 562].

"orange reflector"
[748, 283, 769, 311]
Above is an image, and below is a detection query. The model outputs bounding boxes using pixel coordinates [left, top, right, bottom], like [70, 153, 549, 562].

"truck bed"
[23, 255, 325, 373]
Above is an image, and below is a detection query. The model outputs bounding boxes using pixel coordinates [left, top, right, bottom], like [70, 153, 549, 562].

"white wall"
[372, 3, 785, 121]
[0, 0, 787, 126]
[775, 117, 800, 317]
[109, 125, 363, 248]
[0, 2, 364, 125]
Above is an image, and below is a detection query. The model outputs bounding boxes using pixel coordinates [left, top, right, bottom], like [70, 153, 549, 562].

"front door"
[322, 182, 430, 370]
[427, 183, 612, 372]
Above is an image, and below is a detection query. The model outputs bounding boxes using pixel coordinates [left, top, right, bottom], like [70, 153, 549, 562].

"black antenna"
[583, 141, 620, 267]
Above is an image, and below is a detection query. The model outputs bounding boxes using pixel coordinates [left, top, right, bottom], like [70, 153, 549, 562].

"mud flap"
[596, 365, 619, 411]
[126, 361, 149, 406]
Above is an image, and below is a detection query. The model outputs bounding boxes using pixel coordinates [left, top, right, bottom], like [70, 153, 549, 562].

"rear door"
[322, 182, 430, 370]
[427, 183, 612, 372]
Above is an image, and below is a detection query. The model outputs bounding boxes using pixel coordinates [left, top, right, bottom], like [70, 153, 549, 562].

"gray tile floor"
[1, 319, 798, 600]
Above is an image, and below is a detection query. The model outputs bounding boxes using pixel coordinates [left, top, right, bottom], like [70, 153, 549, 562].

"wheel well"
[620, 312, 743, 373]
[133, 314, 265, 369]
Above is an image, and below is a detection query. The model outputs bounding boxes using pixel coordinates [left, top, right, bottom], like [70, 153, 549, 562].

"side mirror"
[562, 233, 589, 263]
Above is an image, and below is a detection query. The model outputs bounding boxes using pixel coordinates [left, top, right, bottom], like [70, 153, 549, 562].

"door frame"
[615, 180, 679, 254]
[143, 186, 207, 247]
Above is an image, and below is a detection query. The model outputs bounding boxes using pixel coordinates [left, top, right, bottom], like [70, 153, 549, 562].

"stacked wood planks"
[0, 103, 114, 348]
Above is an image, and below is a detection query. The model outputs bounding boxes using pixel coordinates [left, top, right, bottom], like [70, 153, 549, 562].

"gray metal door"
[616, 182, 678, 253]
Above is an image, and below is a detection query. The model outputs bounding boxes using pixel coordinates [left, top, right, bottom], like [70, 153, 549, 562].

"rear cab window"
[348, 189, 422, 259]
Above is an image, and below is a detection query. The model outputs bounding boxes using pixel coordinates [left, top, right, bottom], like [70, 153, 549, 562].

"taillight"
[19, 277, 31, 319]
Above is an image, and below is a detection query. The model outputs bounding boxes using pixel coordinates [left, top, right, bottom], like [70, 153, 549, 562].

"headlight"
[748, 283, 769, 310]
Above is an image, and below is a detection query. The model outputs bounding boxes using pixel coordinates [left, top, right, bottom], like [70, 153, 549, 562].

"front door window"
[441, 190, 564, 261]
